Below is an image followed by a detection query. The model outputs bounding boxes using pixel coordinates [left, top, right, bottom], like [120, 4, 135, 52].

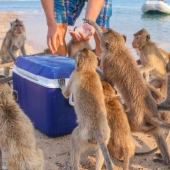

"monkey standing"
[0, 82, 44, 170]
[58, 49, 114, 170]
[102, 81, 135, 170]
[0, 19, 26, 76]
[85, 18, 170, 164]
[132, 29, 167, 95]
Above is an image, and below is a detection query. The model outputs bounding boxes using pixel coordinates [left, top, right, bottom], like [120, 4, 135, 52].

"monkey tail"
[145, 115, 170, 130]
[93, 130, 114, 170]
[135, 147, 158, 156]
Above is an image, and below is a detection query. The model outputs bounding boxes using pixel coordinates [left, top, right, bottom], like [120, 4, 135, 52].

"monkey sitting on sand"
[102, 81, 135, 170]
[0, 19, 26, 76]
[0, 83, 44, 170]
[58, 48, 114, 170]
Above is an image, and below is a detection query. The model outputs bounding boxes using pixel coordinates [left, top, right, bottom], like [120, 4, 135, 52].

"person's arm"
[69, 0, 104, 41]
[85, 0, 104, 21]
[41, 0, 63, 53]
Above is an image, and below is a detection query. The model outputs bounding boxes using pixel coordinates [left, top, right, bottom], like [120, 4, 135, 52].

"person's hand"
[47, 23, 63, 54]
[69, 23, 95, 41]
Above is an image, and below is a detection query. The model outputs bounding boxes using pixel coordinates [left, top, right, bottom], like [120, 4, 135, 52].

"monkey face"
[132, 35, 140, 48]
[75, 48, 98, 70]
[132, 29, 150, 49]
[11, 19, 25, 35]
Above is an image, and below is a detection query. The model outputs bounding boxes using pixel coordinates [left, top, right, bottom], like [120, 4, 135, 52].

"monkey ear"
[105, 42, 110, 49]
[146, 34, 150, 41]
[122, 35, 127, 42]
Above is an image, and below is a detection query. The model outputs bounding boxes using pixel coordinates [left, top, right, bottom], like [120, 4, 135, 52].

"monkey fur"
[0, 19, 26, 76]
[85, 19, 170, 164]
[0, 83, 44, 170]
[58, 48, 114, 170]
[102, 81, 135, 170]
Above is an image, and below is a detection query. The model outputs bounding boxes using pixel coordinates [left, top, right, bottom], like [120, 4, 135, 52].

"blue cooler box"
[12, 55, 77, 137]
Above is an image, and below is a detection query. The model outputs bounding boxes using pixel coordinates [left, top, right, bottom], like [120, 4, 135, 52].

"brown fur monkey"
[0, 19, 26, 76]
[132, 29, 167, 94]
[67, 38, 93, 58]
[158, 55, 170, 111]
[58, 48, 114, 170]
[102, 81, 135, 170]
[85, 19, 170, 164]
[0, 83, 44, 170]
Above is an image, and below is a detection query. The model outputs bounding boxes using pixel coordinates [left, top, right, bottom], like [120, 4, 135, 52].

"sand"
[0, 11, 170, 170]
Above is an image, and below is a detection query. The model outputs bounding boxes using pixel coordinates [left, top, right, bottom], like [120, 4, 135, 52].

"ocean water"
[0, 0, 170, 57]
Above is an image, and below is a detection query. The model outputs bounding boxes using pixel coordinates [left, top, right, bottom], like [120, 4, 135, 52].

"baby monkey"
[0, 83, 44, 170]
[58, 48, 114, 170]
[0, 19, 26, 76]
[102, 81, 135, 170]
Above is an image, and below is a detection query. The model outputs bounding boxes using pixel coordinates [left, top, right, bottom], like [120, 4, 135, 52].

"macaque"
[85, 19, 170, 164]
[58, 48, 114, 170]
[0, 19, 26, 76]
[132, 29, 167, 95]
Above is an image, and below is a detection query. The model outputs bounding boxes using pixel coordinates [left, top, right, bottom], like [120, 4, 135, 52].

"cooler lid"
[14, 55, 75, 79]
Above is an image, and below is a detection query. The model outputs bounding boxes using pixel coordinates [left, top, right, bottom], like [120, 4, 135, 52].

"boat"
[141, 0, 170, 14]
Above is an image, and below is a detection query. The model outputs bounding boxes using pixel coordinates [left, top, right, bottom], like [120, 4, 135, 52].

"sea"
[0, 0, 170, 58]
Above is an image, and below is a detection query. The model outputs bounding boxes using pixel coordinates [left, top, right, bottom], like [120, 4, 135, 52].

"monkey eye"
[105, 42, 110, 49]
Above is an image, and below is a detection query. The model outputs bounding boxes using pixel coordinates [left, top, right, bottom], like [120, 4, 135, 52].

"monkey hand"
[58, 77, 66, 89]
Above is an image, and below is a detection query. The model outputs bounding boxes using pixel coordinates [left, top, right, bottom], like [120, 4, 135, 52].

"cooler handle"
[69, 93, 74, 106]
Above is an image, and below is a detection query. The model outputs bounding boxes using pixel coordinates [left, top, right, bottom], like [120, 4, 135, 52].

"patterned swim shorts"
[54, 0, 112, 28]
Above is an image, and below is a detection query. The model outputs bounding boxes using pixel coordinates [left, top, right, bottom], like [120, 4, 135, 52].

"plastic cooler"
[12, 55, 77, 137]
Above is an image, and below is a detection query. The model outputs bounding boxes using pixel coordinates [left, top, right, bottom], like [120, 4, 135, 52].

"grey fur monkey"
[132, 29, 167, 95]
[58, 48, 114, 170]
[84, 18, 170, 164]
[0, 83, 44, 170]
[158, 55, 170, 111]
[0, 19, 26, 76]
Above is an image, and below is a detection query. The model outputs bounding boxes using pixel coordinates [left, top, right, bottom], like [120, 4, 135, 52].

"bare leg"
[95, 147, 104, 170]
[151, 128, 170, 164]
[55, 23, 68, 56]
[0, 148, 2, 170]
[123, 150, 130, 170]
[4, 67, 10, 77]
[93, 27, 108, 57]
[70, 127, 83, 170]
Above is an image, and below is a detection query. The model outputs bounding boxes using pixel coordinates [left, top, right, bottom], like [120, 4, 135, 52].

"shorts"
[54, 0, 112, 28]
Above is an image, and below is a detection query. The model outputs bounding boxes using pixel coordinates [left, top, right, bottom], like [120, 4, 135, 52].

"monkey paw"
[58, 77, 65, 88]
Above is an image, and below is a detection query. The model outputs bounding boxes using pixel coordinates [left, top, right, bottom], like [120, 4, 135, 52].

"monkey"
[84, 18, 170, 164]
[157, 54, 170, 111]
[159, 48, 170, 63]
[102, 81, 135, 170]
[132, 28, 167, 95]
[67, 38, 93, 58]
[0, 82, 44, 170]
[58, 48, 114, 170]
[0, 19, 26, 76]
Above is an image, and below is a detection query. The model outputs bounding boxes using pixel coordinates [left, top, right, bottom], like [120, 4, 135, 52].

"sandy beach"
[1, 11, 170, 170]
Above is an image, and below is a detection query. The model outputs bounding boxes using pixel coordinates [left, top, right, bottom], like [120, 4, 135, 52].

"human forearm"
[41, 0, 56, 26]
[85, 0, 104, 21]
